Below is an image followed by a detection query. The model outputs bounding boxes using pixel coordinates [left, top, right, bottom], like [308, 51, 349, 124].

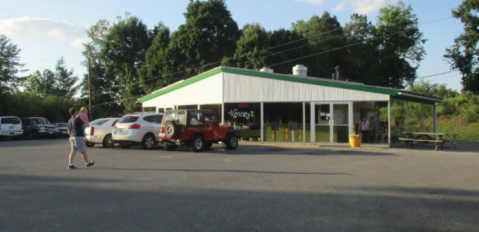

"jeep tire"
[190, 135, 204, 152]
[225, 134, 238, 150]
[165, 121, 178, 139]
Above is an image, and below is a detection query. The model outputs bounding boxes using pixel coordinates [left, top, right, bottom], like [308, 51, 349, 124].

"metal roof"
[138, 66, 443, 105]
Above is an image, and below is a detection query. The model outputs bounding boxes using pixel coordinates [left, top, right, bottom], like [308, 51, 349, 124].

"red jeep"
[159, 109, 238, 152]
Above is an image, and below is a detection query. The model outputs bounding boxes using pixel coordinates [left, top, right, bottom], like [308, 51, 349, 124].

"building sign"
[228, 109, 254, 120]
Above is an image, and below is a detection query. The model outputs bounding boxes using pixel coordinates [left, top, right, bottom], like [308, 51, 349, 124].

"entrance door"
[314, 103, 351, 144]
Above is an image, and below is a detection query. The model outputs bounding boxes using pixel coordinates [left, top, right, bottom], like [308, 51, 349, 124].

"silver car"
[85, 118, 119, 148]
[52, 123, 68, 136]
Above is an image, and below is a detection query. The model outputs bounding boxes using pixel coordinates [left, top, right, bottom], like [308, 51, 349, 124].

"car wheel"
[190, 135, 204, 152]
[141, 134, 155, 150]
[120, 143, 131, 149]
[164, 143, 177, 151]
[204, 142, 213, 150]
[102, 134, 114, 148]
[225, 134, 238, 150]
[86, 142, 95, 147]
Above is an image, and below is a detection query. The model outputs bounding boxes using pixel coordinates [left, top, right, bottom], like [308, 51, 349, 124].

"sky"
[0, 0, 465, 92]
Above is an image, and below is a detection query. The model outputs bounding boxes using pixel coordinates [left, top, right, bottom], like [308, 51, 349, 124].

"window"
[204, 112, 217, 123]
[1, 117, 21, 124]
[144, 115, 163, 124]
[90, 119, 108, 126]
[164, 111, 186, 126]
[188, 111, 203, 126]
[119, 116, 139, 123]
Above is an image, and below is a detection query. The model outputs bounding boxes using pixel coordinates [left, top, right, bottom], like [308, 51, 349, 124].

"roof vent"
[292, 64, 307, 77]
[260, 67, 274, 73]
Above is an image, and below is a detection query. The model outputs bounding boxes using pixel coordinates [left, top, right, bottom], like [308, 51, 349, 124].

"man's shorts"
[70, 136, 86, 153]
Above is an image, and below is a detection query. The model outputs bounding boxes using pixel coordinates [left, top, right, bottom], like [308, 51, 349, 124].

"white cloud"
[295, 0, 325, 5]
[71, 36, 90, 48]
[333, 0, 398, 14]
[0, 17, 89, 45]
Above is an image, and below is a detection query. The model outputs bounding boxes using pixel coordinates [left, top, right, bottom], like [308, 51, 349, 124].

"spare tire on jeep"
[164, 121, 178, 139]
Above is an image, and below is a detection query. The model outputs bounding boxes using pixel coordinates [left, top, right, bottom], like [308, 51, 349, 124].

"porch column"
[406, 102, 410, 131]
[310, 102, 315, 145]
[198, 104, 201, 109]
[221, 103, 224, 124]
[421, 104, 425, 131]
[260, 102, 264, 143]
[303, 102, 306, 144]
[433, 104, 437, 133]
[388, 100, 391, 145]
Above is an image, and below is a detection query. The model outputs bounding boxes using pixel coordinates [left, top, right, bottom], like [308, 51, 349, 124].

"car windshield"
[90, 119, 108, 126]
[1, 117, 21, 124]
[32, 118, 50, 125]
[164, 112, 186, 126]
[119, 116, 139, 123]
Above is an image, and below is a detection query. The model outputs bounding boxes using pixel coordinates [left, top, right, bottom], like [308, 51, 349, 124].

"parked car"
[52, 123, 68, 137]
[0, 116, 23, 140]
[85, 117, 120, 148]
[21, 117, 59, 138]
[112, 112, 164, 149]
[159, 109, 238, 152]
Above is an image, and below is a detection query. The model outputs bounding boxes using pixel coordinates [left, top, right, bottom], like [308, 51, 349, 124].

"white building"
[139, 65, 442, 146]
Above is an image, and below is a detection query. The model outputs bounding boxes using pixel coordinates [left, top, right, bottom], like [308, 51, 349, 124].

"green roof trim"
[138, 66, 442, 104]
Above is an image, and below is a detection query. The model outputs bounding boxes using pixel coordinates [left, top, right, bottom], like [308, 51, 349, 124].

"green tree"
[343, 14, 376, 83]
[139, 23, 171, 93]
[292, 12, 346, 78]
[54, 57, 80, 99]
[264, 28, 304, 74]
[0, 35, 24, 94]
[444, 0, 479, 93]
[166, 0, 239, 78]
[226, 23, 270, 70]
[21, 69, 56, 97]
[408, 79, 459, 98]
[99, 14, 151, 113]
[371, 1, 426, 88]
[82, 19, 124, 118]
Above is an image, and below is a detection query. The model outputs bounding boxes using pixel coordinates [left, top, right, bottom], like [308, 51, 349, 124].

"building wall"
[141, 73, 224, 107]
[223, 73, 390, 102]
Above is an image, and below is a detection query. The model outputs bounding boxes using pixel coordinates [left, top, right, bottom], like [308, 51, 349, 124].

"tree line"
[0, 0, 478, 123]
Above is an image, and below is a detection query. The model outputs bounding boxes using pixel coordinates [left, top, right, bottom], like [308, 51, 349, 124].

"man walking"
[67, 108, 94, 169]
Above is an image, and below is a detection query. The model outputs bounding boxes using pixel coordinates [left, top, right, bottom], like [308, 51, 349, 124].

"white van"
[0, 116, 23, 140]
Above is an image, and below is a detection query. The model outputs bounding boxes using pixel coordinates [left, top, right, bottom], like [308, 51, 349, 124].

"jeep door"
[203, 111, 220, 140]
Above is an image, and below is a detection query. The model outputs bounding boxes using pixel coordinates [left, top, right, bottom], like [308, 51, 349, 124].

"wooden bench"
[398, 138, 444, 151]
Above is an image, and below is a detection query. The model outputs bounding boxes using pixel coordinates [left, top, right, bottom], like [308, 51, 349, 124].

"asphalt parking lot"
[1, 138, 478, 232]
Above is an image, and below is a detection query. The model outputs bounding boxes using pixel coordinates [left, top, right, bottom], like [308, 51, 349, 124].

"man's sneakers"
[67, 162, 94, 169]
[86, 161, 95, 168]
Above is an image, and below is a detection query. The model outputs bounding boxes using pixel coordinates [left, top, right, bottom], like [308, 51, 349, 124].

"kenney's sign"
[228, 109, 254, 120]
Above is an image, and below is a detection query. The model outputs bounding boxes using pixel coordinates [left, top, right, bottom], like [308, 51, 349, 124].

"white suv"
[0, 116, 23, 140]
[112, 112, 163, 149]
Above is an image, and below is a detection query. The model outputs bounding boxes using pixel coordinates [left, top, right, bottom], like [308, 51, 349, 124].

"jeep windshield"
[164, 112, 186, 126]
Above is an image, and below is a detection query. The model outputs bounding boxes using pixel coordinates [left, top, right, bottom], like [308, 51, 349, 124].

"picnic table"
[399, 132, 459, 151]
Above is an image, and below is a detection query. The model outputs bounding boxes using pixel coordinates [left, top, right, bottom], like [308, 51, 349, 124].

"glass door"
[314, 102, 350, 144]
